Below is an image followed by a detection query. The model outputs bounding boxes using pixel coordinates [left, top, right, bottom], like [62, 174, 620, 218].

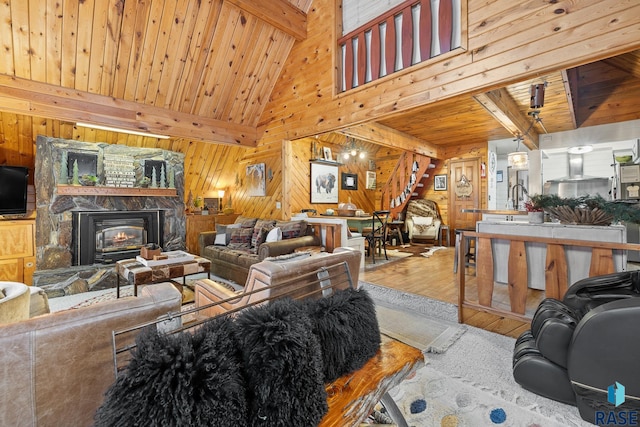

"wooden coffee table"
[115, 254, 211, 297]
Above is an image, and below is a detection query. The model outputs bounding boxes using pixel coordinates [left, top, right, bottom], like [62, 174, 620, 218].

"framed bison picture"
[310, 162, 338, 203]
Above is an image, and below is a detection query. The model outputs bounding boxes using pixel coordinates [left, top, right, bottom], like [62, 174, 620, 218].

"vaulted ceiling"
[1, 0, 640, 166]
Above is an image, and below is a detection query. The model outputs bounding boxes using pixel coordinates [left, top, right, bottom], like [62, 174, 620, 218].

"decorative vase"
[528, 211, 544, 224]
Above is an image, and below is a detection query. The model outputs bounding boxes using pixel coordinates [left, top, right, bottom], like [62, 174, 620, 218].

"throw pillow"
[275, 220, 306, 240]
[234, 216, 258, 229]
[214, 224, 228, 246]
[234, 298, 327, 427]
[305, 288, 381, 383]
[227, 227, 253, 251]
[412, 216, 433, 226]
[94, 317, 248, 426]
[251, 219, 276, 249]
[265, 226, 282, 243]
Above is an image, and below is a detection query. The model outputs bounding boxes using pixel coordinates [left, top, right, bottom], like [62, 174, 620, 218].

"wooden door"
[449, 158, 481, 231]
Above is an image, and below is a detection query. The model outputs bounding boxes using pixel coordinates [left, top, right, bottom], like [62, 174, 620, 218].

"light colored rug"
[361, 282, 465, 354]
[359, 282, 591, 427]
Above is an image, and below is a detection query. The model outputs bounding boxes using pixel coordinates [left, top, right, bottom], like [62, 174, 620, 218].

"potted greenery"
[527, 194, 640, 225]
[524, 199, 544, 223]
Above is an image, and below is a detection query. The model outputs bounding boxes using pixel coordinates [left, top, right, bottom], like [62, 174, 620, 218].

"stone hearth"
[33, 136, 186, 297]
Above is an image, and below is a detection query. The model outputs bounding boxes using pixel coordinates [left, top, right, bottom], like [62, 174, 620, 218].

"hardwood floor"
[361, 244, 536, 338]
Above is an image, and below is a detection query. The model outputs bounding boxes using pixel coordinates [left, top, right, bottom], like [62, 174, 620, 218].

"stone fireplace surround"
[33, 136, 186, 297]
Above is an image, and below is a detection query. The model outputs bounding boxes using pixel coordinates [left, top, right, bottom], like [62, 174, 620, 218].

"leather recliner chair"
[512, 271, 640, 424]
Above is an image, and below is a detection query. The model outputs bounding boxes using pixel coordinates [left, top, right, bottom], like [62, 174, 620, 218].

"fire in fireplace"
[73, 210, 163, 265]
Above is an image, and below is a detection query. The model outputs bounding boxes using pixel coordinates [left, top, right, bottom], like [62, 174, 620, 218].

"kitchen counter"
[462, 209, 528, 222]
[476, 221, 627, 289]
[461, 209, 527, 215]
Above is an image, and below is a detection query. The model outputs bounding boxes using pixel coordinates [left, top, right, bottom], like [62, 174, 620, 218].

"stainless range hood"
[543, 153, 611, 198]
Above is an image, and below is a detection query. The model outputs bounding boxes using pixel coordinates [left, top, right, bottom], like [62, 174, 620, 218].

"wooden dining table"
[319, 214, 373, 233]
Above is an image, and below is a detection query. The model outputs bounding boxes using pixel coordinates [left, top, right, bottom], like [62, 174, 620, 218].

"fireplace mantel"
[56, 185, 177, 197]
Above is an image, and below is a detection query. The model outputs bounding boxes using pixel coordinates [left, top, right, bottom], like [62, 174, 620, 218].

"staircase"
[380, 152, 435, 218]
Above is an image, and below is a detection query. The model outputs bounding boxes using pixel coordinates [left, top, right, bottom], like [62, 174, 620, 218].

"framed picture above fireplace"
[144, 160, 168, 188]
[67, 152, 97, 180]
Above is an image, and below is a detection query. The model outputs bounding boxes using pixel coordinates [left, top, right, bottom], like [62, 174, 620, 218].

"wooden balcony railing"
[338, 0, 459, 92]
[457, 230, 640, 324]
[380, 151, 432, 216]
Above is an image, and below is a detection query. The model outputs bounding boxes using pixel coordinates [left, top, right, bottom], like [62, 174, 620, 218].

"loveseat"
[0, 283, 182, 427]
[199, 216, 322, 285]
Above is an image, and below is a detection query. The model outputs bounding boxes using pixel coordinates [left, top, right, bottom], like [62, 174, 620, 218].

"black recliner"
[512, 271, 640, 423]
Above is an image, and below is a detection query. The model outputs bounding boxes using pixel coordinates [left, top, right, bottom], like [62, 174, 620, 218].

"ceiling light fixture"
[341, 137, 367, 161]
[76, 122, 170, 139]
[508, 136, 529, 170]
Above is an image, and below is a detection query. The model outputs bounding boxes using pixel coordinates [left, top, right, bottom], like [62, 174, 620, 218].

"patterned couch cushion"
[227, 227, 253, 251]
[276, 220, 306, 240]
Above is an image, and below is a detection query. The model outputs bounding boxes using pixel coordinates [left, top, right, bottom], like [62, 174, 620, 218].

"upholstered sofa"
[194, 247, 362, 317]
[199, 216, 322, 285]
[0, 283, 182, 427]
[404, 199, 441, 243]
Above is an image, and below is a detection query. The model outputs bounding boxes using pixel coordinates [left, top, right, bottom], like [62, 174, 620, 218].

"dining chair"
[365, 210, 390, 264]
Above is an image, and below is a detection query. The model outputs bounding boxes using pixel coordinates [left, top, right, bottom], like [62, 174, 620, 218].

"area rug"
[385, 325, 591, 427]
[358, 282, 591, 426]
[360, 282, 465, 354]
[364, 249, 414, 271]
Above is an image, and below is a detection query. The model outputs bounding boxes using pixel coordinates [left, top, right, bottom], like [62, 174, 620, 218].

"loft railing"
[338, 0, 460, 92]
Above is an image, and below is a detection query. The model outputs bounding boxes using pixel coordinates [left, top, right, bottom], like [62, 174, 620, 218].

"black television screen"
[0, 166, 29, 215]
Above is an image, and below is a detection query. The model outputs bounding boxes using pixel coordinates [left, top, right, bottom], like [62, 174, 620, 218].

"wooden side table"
[186, 214, 215, 253]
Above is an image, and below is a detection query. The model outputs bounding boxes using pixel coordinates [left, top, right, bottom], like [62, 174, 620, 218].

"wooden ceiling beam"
[225, 0, 307, 41]
[338, 122, 444, 159]
[561, 69, 578, 129]
[473, 88, 539, 150]
[0, 74, 257, 146]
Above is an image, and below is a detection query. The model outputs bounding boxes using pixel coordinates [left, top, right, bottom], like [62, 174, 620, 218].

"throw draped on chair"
[365, 210, 390, 263]
[404, 199, 441, 243]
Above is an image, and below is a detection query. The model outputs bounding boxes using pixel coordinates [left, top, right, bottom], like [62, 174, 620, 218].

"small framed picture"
[366, 171, 376, 189]
[323, 147, 333, 161]
[434, 174, 447, 191]
[496, 170, 504, 182]
[341, 172, 358, 190]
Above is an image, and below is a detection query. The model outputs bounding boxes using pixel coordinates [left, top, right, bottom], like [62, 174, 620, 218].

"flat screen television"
[0, 166, 29, 215]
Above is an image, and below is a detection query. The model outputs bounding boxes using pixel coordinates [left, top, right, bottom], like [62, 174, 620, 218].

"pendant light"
[508, 136, 529, 170]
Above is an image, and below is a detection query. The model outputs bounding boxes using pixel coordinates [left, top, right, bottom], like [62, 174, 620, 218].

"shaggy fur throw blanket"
[94, 316, 248, 427]
[305, 287, 381, 382]
[235, 298, 328, 427]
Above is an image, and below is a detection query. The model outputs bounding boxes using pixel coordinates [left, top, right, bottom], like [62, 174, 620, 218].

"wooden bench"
[457, 230, 640, 323]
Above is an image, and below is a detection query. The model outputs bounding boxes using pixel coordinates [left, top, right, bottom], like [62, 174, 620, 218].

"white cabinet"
[476, 221, 627, 290]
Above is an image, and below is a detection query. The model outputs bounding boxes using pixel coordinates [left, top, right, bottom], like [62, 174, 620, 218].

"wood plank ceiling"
[0, 0, 640, 172]
[0, 0, 311, 165]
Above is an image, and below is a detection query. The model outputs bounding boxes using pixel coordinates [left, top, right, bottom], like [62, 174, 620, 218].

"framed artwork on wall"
[311, 162, 338, 203]
[323, 147, 333, 161]
[366, 171, 376, 189]
[341, 172, 358, 190]
[434, 174, 448, 191]
[246, 163, 266, 196]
